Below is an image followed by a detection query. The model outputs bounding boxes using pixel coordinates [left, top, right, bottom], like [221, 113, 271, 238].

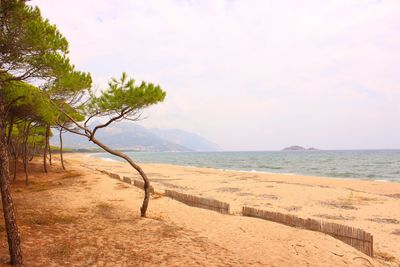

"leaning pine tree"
[56, 72, 165, 217]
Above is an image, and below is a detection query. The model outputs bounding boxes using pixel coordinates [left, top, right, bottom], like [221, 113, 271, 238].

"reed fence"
[97, 169, 121, 180]
[165, 190, 230, 214]
[242, 206, 373, 257]
[132, 179, 155, 193]
[123, 176, 132, 184]
[109, 172, 121, 180]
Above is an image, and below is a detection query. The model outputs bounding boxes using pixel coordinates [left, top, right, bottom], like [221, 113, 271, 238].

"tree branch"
[50, 99, 91, 136]
[57, 123, 88, 137]
[84, 111, 100, 128]
[90, 107, 130, 140]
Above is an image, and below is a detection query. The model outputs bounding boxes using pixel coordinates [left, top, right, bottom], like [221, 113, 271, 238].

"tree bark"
[43, 124, 49, 173]
[59, 129, 65, 170]
[91, 136, 150, 217]
[0, 101, 24, 266]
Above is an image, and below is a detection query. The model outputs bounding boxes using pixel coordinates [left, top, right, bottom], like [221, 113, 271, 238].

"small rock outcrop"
[282, 146, 319, 151]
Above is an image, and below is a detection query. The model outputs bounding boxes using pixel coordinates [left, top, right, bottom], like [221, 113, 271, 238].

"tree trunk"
[12, 151, 17, 181]
[29, 143, 35, 162]
[9, 140, 18, 181]
[43, 124, 49, 173]
[59, 129, 65, 170]
[48, 130, 52, 166]
[0, 101, 24, 266]
[91, 136, 150, 217]
[6, 114, 14, 145]
[23, 121, 31, 186]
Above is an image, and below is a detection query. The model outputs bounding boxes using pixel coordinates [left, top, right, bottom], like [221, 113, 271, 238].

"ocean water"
[93, 150, 400, 182]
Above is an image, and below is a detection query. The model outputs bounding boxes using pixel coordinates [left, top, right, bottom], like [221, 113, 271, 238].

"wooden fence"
[96, 169, 121, 180]
[108, 172, 121, 180]
[97, 169, 156, 193]
[132, 179, 155, 194]
[242, 206, 373, 257]
[123, 176, 132, 184]
[165, 190, 230, 214]
[96, 169, 108, 175]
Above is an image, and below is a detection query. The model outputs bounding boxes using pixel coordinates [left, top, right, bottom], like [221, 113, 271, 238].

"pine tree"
[57, 72, 166, 217]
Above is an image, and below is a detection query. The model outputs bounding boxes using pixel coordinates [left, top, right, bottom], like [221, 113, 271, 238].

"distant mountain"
[282, 145, 319, 151]
[51, 122, 220, 152]
[149, 128, 221, 152]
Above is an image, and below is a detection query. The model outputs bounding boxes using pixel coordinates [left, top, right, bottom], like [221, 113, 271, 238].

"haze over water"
[95, 150, 400, 182]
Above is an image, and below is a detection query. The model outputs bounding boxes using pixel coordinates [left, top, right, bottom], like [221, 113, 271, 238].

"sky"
[31, 0, 400, 151]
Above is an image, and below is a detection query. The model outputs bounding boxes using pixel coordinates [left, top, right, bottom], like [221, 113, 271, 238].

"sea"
[93, 150, 400, 182]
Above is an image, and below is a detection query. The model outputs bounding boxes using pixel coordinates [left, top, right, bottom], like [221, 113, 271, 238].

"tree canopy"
[0, 0, 70, 82]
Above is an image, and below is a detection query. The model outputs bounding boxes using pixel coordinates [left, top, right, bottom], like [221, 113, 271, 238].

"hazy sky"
[31, 0, 400, 151]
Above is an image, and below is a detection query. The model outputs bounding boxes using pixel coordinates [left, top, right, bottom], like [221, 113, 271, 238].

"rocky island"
[282, 145, 319, 151]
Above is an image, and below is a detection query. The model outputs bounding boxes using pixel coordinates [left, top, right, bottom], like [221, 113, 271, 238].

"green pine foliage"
[87, 72, 166, 116]
[3, 80, 56, 124]
[0, 0, 70, 82]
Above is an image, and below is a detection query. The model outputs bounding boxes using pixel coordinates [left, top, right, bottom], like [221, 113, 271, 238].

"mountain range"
[51, 122, 220, 152]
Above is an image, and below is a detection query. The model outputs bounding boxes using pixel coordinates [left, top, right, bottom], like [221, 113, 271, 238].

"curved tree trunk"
[0, 101, 24, 266]
[59, 129, 65, 170]
[91, 136, 150, 217]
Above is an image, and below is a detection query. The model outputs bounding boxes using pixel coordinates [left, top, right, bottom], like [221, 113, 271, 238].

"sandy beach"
[51, 152, 400, 266]
[1, 153, 399, 265]
[0, 154, 400, 266]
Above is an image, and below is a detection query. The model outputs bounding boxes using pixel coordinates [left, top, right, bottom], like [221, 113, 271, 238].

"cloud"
[31, 0, 400, 150]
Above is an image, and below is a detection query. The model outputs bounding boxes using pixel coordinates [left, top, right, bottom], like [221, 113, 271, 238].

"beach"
[54, 153, 400, 266]
[3, 1, 399, 266]
[0, 153, 397, 265]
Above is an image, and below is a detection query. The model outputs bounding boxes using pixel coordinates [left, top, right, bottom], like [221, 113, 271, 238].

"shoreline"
[88, 152, 400, 184]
